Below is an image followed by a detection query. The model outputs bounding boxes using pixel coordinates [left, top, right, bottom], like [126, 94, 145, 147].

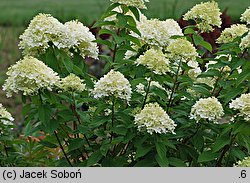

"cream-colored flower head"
[190, 97, 224, 122]
[217, 24, 248, 44]
[0, 104, 14, 125]
[58, 73, 86, 93]
[136, 48, 170, 75]
[19, 13, 65, 56]
[166, 38, 198, 61]
[3, 56, 60, 97]
[241, 7, 250, 24]
[110, 0, 149, 9]
[134, 103, 176, 134]
[131, 18, 183, 49]
[91, 70, 132, 102]
[235, 157, 250, 167]
[240, 32, 250, 50]
[229, 93, 250, 121]
[62, 20, 99, 59]
[19, 14, 98, 59]
[187, 60, 202, 80]
[183, 1, 222, 32]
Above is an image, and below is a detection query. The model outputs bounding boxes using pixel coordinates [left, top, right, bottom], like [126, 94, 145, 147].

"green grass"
[0, 0, 249, 26]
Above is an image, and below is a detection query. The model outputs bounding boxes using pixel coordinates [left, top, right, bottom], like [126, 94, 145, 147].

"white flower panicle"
[235, 157, 250, 167]
[134, 103, 176, 134]
[19, 13, 64, 56]
[3, 56, 60, 97]
[217, 24, 248, 44]
[166, 38, 198, 61]
[229, 93, 250, 121]
[110, 0, 149, 9]
[19, 14, 98, 59]
[58, 73, 86, 92]
[136, 48, 170, 75]
[190, 97, 224, 122]
[91, 70, 132, 102]
[0, 104, 14, 125]
[241, 7, 250, 24]
[187, 60, 202, 80]
[240, 32, 250, 50]
[62, 20, 99, 59]
[183, 1, 222, 32]
[131, 18, 183, 49]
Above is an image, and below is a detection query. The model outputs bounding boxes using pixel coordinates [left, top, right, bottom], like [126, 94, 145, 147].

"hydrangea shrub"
[1, 0, 250, 167]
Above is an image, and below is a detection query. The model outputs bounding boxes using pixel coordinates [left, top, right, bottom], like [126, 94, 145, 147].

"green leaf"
[240, 134, 250, 153]
[155, 154, 169, 167]
[193, 34, 204, 46]
[231, 147, 246, 159]
[77, 125, 89, 134]
[193, 132, 204, 152]
[220, 87, 243, 104]
[60, 53, 73, 73]
[95, 39, 114, 49]
[169, 157, 186, 167]
[193, 34, 212, 52]
[156, 141, 166, 160]
[136, 145, 153, 159]
[38, 105, 59, 133]
[128, 6, 140, 21]
[40, 141, 57, 148]
[112, 125, 128, 136]
[184, 28, 195, 35]
[236, 70, 250, 87]
[150, 86, 168, 102]
[68, 138, 84, 152]
[87, 150, 103, 167]
[198, 69, 221, 78]
[134, 156, 157, 167]
[99, 28, 116, 36]
[212, 134, 231, 152]
[38, 105, 52, 124]
[93, 20, 115, 28]
[125, 24, 141, 36]
[125, 35, 141, 47]
[105, 3, 120, 13]
[198, 150, 219, 163]
[192, 85, 211, 96]
[100, 141, 111, 156]
[116, 13, 127, 27]
[200, 41, 213, 52]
